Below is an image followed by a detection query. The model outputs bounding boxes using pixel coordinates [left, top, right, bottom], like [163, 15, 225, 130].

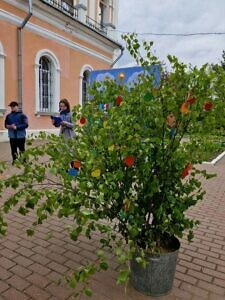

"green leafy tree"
[0, 34, 224, 296]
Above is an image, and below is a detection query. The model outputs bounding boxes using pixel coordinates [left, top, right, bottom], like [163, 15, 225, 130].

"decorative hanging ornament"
[91, 169, 101, 178]
[166, 113, 176, 128]
[180, 102, 190, 114]
[71, 160, 81, 169]
[204, 101, 213, 111]
[99, 103, 110, 112]
[186, 92, 196, 105]
[115, 95, 123, 106]
[79, 117, 86, 126]
[68, 168, 79, 176]
[181, 163, 192, 179]
[118, 72, 125, 81]
[144, 91, 154, 101]
[124, 155, 135, 167]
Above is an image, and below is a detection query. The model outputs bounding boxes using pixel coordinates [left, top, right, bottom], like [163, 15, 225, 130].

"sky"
[114, 0, 225, 68]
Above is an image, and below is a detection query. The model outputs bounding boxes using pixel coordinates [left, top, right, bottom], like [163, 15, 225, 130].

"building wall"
[0, 0, 120, 140]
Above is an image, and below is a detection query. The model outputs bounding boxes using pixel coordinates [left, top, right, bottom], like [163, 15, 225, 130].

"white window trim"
[35, 49, 61, 115]
[0, 42, 6, 113]
[79, 64, 93, 105]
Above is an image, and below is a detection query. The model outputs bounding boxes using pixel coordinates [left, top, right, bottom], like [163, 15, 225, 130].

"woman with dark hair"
[52, 98, 75, 139]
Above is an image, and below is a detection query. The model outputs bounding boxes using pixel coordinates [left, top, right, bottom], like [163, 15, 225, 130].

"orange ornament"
[181, 163, 192, 179]
[71, 160, 81, 169]
[180, 102, 190, 114]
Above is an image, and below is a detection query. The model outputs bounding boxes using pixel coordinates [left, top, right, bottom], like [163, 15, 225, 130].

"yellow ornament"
[118, 72, 125, 81]
[91, 169, 101, 178]
[103, 121, 108, 128]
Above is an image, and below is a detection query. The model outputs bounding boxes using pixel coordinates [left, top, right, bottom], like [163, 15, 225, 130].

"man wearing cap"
[5, 101, 28, 164]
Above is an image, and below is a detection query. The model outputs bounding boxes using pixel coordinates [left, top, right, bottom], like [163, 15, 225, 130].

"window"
[108, 0, 114, 24]
[79, 65, 93, 105]
[97, 0, 115, 32]
[82, 70, 90, 105]
[35, 50, 60, 114]
[99, 0, 106, 28]
[39, 56, 51, 112]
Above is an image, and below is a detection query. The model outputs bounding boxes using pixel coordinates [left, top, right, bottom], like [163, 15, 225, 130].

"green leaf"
[99, 261, 108, 271]
[26, 229, 34, 236]
[84, 288, 92, 297]
[116, 269, 130, 285]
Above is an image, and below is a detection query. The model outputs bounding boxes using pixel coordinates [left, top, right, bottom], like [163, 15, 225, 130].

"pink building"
[0, 0, 122, 140]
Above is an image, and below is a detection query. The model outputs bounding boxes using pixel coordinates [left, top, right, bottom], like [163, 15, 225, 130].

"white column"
[75, 0, 87, 23]
[53, 68, 61, 113]
[104, 0, 118, 40]
[34, 63, 40, 113]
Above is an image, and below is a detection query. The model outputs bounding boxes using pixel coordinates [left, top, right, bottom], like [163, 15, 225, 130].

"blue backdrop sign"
[89, 65, 160, 88]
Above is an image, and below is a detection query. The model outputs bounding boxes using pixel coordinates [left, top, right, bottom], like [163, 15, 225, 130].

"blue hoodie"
[5, 111, 28, 139]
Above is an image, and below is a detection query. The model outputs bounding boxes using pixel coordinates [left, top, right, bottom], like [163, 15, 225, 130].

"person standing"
[5, 101, 28, 163]
[57, 98, 75, 139]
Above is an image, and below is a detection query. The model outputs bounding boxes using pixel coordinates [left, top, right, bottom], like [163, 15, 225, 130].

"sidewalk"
[0, 141, 225, 300]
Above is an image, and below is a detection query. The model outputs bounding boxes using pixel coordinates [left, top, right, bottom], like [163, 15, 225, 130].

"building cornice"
[0, 8, 113, 64]
[2, 0, 122, 53]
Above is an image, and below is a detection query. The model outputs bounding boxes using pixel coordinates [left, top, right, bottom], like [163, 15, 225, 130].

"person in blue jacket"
[5, 101, 28, 163]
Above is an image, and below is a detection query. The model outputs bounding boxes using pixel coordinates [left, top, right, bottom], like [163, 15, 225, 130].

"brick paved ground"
[0, 141, 225, 300]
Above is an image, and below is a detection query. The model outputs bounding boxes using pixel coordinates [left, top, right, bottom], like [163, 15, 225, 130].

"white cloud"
[126, 71, 146, 85]
[116, 0, 225, 68]
[95, 72, 115, 82]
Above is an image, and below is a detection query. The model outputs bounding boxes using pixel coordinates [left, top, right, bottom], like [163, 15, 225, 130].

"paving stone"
[26, 273, 51, 288]
[9, 265, 32, 278]
[3, 287, 29, 300]
[25, 284, 51, 300]
[0, 281, 9, 293]
[0, 257, 16, 269]
[6, 274, 30, 291]
[28, 262, 51, 276]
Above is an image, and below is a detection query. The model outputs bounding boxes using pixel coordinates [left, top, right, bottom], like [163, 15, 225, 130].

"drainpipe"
[18, 0, 33, 110]
[110, 46, 124, 68]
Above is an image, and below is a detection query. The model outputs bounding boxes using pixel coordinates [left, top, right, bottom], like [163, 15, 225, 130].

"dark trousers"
[9, 138, 25, 162]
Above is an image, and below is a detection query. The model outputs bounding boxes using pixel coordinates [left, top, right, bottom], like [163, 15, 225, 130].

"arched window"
[39, 56, 51, 112]
[35, 50, 60, 114]
[82, 70, 90, 105]
[79, 65, 93, 106]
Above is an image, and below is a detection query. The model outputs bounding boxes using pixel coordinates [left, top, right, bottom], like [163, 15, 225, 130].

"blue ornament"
[68, 168, 79, 176]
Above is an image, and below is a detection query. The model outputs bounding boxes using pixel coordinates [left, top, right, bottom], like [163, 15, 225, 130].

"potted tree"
[0, 34, 224, 297]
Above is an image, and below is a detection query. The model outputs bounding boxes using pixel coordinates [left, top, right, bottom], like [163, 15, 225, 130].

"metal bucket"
[130, 237, 180, 297]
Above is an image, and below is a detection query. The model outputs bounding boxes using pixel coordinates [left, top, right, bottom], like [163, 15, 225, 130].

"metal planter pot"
[130, 237, 180, 297]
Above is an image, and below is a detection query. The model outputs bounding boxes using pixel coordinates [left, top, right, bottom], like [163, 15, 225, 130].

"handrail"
[86, 16, 107, 35]
[41, 0, 78, 19]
